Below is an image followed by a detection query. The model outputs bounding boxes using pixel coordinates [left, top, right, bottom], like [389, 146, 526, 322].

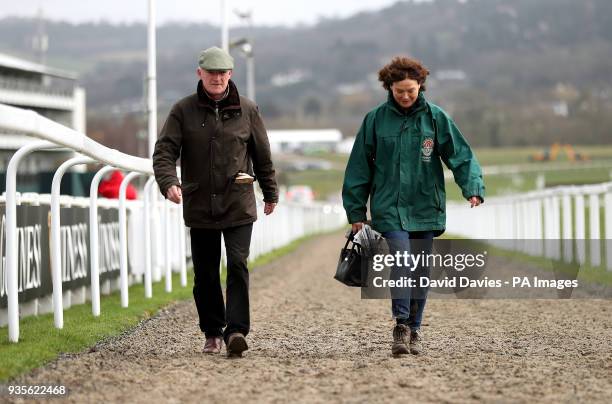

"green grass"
[307, 151, 350, 166]
[473, 145, 612, 166]
[445, 166, 612, 201]
[284, 169, 344, 200]
[0, 229, 342, 381]
[284, 164, 611, 202]
[0, 273, 193, 381]
[473, 146, 544, 165]
[281, 146, 612, 201]
[308, 145, 612, 168]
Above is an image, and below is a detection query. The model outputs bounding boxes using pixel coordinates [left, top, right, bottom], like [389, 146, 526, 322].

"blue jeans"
[382, 230, 434, 331]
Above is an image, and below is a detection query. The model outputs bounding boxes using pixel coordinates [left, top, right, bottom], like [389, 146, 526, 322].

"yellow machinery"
[530, 143, 589, 162]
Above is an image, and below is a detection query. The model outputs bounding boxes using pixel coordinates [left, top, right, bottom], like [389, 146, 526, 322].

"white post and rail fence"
[0, 103, 347, 343]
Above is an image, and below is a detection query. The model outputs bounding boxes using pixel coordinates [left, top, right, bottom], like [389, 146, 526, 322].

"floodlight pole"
[221, 0, 230, 52]
[147, 0, 158, 158]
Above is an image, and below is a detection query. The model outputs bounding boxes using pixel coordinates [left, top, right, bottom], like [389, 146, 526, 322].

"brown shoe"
[392, 324, 410, 355]
[203, 336, 223, 354]
[409, 329, 423, 355]
[226, 333, 248, 358]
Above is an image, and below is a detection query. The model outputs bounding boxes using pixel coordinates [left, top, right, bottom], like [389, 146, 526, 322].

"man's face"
[197, 68, 232, 98]
[391, 78, 421, 109]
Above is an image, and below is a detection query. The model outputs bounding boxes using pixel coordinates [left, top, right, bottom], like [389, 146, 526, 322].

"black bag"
[334, 233, 364, 287]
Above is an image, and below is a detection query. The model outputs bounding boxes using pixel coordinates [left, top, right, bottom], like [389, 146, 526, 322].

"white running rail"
[446, 182, 612, 271]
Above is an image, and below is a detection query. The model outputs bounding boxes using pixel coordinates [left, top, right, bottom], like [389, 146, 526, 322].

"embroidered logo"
[421, 138, 434, 162]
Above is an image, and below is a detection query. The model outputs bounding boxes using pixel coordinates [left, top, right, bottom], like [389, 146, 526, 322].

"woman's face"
[391, 78, 421, 109]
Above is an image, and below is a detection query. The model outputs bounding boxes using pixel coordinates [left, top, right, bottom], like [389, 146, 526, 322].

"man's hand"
[469, 196, 482, 208]
[264, 202, 277, 215]
[166, 185, 182, 204]
[351, 222, 364, 234]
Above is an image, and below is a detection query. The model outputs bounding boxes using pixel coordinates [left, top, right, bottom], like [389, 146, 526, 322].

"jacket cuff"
[463, 184, 485, 203]
[347, 210, 367, 224]
[158, 179, 180, 199]
[263, 196, 279, 204]
[262, 189, 279, 203]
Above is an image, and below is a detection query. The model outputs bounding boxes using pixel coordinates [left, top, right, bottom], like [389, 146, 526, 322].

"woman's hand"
[351, 222, 364, 234]
[469, 196, 482, 208]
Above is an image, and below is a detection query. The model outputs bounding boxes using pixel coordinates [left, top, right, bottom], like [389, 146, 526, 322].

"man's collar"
[197, 79, 241, 110]
[204, 85, 230, 103]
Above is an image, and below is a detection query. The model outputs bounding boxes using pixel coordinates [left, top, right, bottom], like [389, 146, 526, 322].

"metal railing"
[0, 103, 347, 342]
[0, 77, 74, 98]
[446, 182, 612, 270]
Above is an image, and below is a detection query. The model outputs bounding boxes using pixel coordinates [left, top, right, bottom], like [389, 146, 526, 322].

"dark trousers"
[190, 223, 253, 342]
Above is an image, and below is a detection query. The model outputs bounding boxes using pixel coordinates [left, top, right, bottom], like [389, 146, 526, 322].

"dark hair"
[378, 56, 430, 91]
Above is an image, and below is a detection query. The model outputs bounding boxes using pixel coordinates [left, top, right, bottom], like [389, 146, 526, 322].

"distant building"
[267, 129, 342, 154]
[0, 52, 86, 174]
[336, 137, 356, 155]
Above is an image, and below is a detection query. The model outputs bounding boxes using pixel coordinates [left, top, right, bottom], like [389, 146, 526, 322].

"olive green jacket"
[342, 92, 485, 234]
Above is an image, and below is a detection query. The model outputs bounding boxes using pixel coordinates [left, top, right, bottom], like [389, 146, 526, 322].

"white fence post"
[89, 165, 115, 316]
[562, 192, 573, 263]
[5, 141, 58, 342]
[119, 172, 144, 308]
[589, 193, 601, 267]
[179, 204, 187, 287]
[163, 199, 172, 292]
[605, 190, 612, 272]
[50, 156, 95, 329]
[575, 194, 586, 265]
[143, 177, 156, 298]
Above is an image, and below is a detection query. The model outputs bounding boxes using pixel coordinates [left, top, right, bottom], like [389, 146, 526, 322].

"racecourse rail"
[0, 104, 346, 343]
[447, 182, 612, 271]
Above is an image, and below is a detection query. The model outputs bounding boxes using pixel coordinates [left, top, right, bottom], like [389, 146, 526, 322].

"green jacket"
[342, 92, 485, 234]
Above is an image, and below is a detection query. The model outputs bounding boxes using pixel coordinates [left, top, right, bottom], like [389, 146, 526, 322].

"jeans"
[382, 230, 434, 331]
[190, 223, 253, 342]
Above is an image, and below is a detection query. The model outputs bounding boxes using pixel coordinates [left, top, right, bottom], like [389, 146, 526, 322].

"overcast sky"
[0, 0, 410, 27]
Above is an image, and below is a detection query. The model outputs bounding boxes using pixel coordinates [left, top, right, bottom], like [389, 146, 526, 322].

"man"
[153, 46, 278, 357]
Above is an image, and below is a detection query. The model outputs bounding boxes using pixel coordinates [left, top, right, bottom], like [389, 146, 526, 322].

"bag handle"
[343, 234, 353, 250]
[343, 231, 361, 253]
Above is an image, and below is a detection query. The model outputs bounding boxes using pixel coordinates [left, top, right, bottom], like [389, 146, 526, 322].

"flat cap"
[198, 46, 234, 71]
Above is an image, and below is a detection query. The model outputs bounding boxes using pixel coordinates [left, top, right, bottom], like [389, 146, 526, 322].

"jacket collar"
[387, 91, 427, 117]
[197, 79, 241, 111]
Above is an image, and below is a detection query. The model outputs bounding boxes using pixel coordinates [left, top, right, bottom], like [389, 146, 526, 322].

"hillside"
[0, 0, 611, 150]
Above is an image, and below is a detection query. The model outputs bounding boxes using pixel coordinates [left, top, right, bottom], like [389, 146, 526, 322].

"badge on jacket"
[421, 138, 434, 162]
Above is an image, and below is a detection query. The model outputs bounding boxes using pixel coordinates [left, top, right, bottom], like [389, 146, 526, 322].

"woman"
[342, 56, 484, 356]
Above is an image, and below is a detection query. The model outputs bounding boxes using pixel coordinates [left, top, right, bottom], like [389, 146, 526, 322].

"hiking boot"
[409, 329, 423, 355]
[226, 333, 249, 358]
[203, 336, 223, 354]
[392, 324, 410, 355]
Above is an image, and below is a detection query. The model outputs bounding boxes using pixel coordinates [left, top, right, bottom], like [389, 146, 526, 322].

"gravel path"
[11, 232, 612, 403]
